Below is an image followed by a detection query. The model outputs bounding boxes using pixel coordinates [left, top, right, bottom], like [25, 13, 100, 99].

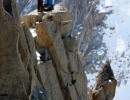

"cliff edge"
[0, 0, 117, 100]
[0, 0, 88, 99]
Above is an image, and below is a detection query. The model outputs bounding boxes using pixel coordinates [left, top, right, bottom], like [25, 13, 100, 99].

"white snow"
[29, 28, 41, 61]
[30, 28, 37, 37]
[96, 0, 113, 13]
[109, 79, 112, 83]
[88, 0, 130, 100]
[28, 9, 39, 15]
[86, 71, 97, 88]
[36, 51, 41, 61]
[101, 0, 130, 100]
[114, 82, 130, 100]
[116, 36, 126, 53]
[39, 90, 44, 94]
[104, 0, 113, 7]
[77, 32, 81, 35]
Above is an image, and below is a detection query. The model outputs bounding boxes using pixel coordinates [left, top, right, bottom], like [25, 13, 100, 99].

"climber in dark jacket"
[37, 0, 55, 13]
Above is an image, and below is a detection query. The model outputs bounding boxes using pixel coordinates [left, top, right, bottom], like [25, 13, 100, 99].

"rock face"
[0, 0, 47, 100]
[20, 0, 119, 99]
[89, 61, 117, 100]
[18, 0, 108, 88]
[0, 0, 30, 99]
[0, 0, 117, 100]
[0, 0, 89, 100]
[17, 0, 108, 87]
[63, 0, 108, 89]
[30, 6, 89, 100]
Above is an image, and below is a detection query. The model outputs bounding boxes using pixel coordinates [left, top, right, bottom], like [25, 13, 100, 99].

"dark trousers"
[38, 0, 43, 12]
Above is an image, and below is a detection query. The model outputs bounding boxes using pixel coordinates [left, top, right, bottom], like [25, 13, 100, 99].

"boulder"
[0, 1, 30, 99]
[42, 8, 72, 37]
[21, 9, 43, 28]
[90, 61, 117, 100]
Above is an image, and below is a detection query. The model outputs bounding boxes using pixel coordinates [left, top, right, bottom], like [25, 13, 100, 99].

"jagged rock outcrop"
[17, 0, 118, 99]
[89, 61, 117, 100]
[21, 5, 89, 100]
[21, 12, 43, 28]
[0, 0, 30, 99]
[21, 23, 48, 100]
[63, 0, 108, 89]
[17, 0, 108, 87]
[18, 0, 108, 88]
[0, 0, 47, 99]
[0, 0, 89, 100]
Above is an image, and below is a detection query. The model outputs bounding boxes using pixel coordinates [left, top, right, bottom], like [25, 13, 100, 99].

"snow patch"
[116, 36, 126, 53]
[109, 79, 112, 83]
[36, 51, 40, 61]
[114, 82, 130, 100]
[39, 90, 44, 94]
[30, 28, 37, 37]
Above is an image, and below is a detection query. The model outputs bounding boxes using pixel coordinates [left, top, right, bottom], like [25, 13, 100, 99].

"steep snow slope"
[102, 0, 130, 85]
[114, 82, 130, 100]
[94, 0, 130, 100]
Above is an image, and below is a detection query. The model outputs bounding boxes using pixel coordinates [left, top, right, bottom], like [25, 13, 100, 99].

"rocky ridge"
[0, 0, 117, 100]
[89, 61, 117, 100]
[0, 0, 89, 99]
[18, 0, 109, 87]
[63, 0, 107, 82]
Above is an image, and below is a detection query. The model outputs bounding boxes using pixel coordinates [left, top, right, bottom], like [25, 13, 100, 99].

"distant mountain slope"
[97, 0, 130, 100]
[17, 0, 37, 15]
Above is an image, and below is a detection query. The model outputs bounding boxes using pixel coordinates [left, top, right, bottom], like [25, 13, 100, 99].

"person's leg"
[38, 0, 43, 12]
[47, 0, 54, 5]
[43, 0, 54, 11]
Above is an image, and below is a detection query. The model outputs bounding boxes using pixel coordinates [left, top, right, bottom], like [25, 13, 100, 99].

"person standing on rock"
[38, 0, 55, 13]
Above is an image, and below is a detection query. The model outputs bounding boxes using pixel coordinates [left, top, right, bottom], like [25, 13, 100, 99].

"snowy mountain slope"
[114, 82, 130, 100]
[102, 0, 130, 85]
[105, 1, 130, 100]
[89, 0, 130, 100]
